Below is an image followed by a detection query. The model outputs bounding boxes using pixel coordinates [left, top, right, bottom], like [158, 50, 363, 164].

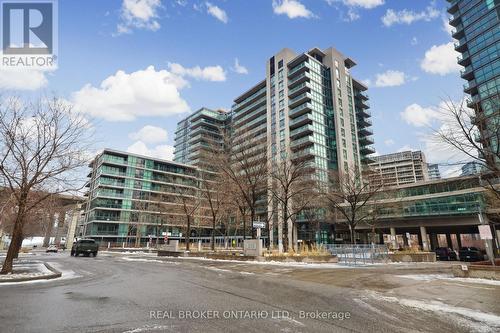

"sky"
[0, 0, 469, 176]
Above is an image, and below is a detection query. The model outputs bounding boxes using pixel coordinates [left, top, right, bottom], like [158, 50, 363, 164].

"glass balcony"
[288, 82, 310, 98]
[289, 102, 312, 118]
[289, 113, 313, 129]
[290, 135, 314, 150]
[288, 71, 310, 87]
[289, 92, 312, 108]
[290, 124, 314, 139]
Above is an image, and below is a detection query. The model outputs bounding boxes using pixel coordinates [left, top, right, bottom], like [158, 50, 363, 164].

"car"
[71, 239, 98, 257]
[434, 247, 457, 261]
[46, 244, 58, 253]
[458, 247, 485, 262]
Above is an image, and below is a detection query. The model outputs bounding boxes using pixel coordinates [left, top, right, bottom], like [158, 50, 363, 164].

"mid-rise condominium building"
[448, 0, 500, 166]
[83, 149, 210, 245]
[369, 151, 429, 187]
[427, 163, 441, 180]
[461, 161, 484, 176]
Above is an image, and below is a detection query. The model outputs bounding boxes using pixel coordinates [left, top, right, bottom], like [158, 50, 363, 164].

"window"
[278, 59, 283, 68]
[279, 90, 284, 99]
[278, 69, 283, 80]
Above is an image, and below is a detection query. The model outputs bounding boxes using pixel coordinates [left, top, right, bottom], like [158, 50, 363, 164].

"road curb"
[0, 262, 62, 283]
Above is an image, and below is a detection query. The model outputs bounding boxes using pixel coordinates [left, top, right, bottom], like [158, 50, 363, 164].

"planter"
[452, 264, 500, 280]
[389, 252, 436, 263]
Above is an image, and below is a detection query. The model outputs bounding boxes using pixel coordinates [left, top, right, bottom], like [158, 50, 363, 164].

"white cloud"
[345, 8, 360, 21]
[400, 103, 440, 127]
[72, 66, 190, 122]
[167, 62, 226, 82]
[442, 16, 453, 36]
[328, 0, 384, 9]
[129, 125, 168, 144]
[0, 68, 51, 90]
[382, 5, 440, 27]
[116, 0, 161, 34]
[206, 2, 228, 23]
[411, 37, 418, 45]
[127, 141, 175, 161]
[420, 42, 461, 76]
[375, 70, 407, 87]
[231, 58, 249, 75]
[384, 139, 395, 146]
[273, 0, 315, 19]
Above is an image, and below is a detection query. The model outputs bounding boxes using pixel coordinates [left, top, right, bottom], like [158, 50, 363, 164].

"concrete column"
[402, 233, 409, 247]
[43, 213, 56, 247]
[65, 205, 81, 250]
[456, 233, 462, 248]
[420, 226, 429, 251]
[446, 234, 453, 249]
[54, 210, 67, 246]
[292, 222, 298, 252]
[429, 233, 439, 250]
[390, 227, 397, 249]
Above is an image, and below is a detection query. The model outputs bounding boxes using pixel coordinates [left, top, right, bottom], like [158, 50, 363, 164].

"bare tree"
[269, 158, 316, 252]
[435, 97, 500, 199]
[176, 187, 201, 251]
[215, 133, 268, 239]
[199, 170, 230, 251]
[322, 169, 384, 244]
[0, 97, 92, 274]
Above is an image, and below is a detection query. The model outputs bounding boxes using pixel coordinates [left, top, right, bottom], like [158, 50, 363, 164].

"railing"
[324, 244, 389, 266]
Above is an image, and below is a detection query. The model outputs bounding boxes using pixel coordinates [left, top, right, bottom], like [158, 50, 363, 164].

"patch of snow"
[374, 293, 500, 332]
[122, 325, 174, 333]
[121, 257, 163, 263]
[397, 274, 500, 286]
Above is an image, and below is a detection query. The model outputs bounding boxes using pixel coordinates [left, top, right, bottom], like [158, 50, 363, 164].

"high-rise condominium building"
[427, 163, 442, 180]
[173, 107, 230, 168]
[448, 0, 500, 165]
[369, 151, 429, 187]
[83, 149, 209, 245]
[232, 47, 374, 180]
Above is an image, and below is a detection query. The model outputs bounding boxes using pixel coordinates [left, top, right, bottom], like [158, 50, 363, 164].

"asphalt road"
[0, 251, 497, 333]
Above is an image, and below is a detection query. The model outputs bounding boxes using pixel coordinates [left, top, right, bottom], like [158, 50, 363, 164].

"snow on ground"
[397, 274, 500, 286]
[0, 262, 52, 281]
[162, 256, 356, 269]
[122, 325, 175, 333]
[372, 292, 500, 332]
[120, 257, 168, 264]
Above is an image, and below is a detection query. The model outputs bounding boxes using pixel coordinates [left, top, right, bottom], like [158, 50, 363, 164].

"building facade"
[173, 107, 230, 168]
[448, 0, 500, 166]
[83, 149, 210, 245]
[369, 151, 429, 187]
[427, 163, 441, 180]
[461, 161, 484, 175]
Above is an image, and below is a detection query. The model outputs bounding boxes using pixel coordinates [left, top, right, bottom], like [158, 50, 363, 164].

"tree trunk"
[242, 215, 247, 240]
[211, 216, 216, 251]
[349, 226, 356, 245]
[43, 213, 55, 247]
[1, 213, 24, 274]
[186, 217, 191, 251]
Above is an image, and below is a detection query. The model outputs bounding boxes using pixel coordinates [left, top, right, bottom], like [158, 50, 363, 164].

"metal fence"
[324, 244, 390, 265]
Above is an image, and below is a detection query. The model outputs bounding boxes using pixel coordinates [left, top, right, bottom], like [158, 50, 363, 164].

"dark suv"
[71, 239, 98, 257]
[434, 247, 458, 261]
[458, 247, 484, 262]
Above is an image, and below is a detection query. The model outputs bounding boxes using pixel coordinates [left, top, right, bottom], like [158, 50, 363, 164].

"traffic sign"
[253, 221, 266, 229]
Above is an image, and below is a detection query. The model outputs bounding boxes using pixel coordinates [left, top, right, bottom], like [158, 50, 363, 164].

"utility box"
[243, 239, 263, 257]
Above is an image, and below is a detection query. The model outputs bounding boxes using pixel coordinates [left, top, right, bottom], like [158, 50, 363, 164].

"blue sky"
[1, 0, 467, 175]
